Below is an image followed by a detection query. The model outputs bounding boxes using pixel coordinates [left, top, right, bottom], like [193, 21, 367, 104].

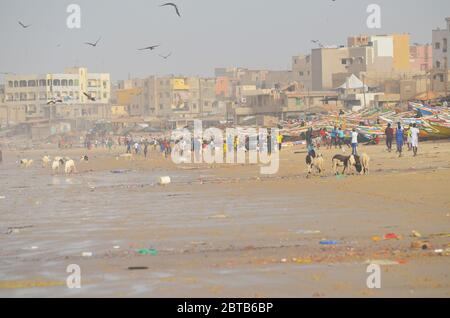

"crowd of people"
[385, 122, 420, 157]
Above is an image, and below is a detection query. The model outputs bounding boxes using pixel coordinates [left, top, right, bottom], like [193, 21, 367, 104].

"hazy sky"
[0, 0, 449, 82]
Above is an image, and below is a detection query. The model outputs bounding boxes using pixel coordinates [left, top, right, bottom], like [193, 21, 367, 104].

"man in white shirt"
[351, 128, 358, 156]
[410, 123, 420, 157]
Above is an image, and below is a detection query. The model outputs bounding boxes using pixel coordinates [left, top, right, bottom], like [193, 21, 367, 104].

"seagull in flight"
[138, 45, 160, 51]
[160, 3, 181, 17]
[83, 92, 96, 101]
[46, 98, 63, 105]
[18, 21, 31, 29]
[159, 52, 172, 59]
[85, 37, 102, 47]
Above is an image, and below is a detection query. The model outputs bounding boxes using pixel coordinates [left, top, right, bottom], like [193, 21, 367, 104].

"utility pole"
[362, 74, 367, 108]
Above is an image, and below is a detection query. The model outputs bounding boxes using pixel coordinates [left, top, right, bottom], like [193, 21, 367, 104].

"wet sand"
[0, 140, 449, 297]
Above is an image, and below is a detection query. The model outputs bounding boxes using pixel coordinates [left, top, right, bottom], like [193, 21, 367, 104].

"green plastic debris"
[138, 248, 158, 256]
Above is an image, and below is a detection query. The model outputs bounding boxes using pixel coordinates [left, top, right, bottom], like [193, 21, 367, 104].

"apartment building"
[410, 44, 433, 72]
[292, 54, 312, 91]
[432, 17, 450, 91]
[117, 76, 218, 120]
[3, 67, 111, 123]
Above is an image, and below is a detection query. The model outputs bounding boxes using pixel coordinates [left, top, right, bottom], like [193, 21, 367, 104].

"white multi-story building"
[4, 67, 110, 122]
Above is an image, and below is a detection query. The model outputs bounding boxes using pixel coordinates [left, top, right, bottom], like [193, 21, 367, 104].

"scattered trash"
[411, 241, 432, 250]
[158, 176, 171, 186]
[82, 252, 93, 257]
[296, 230, 321, 235]
[281, 258, 287, 263]
[429, 233, 450, 238]
[383, 233, 401, 240]
[190, 241, 207, 246]
[113, 246, 121, 249]
[5, 225, 33, 235]
[411, 230, 422, 238]
[128, 267, 149, 271]
[208, 214, 228, 219]
[319, 240, 339, 245]
[22, 246, 39, 251]
[138, 249, 158, 256]
[111, 170, 131, 174]
[365, 259, 400, 266]
[371, 236, 382, 242]
[434, 249, 444, 254]
[294, 258, 313, 264]
[0, 280, 65, 289]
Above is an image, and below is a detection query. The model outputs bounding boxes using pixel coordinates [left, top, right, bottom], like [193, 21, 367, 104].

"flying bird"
[160, 3, 181, 17]
[85, 37, 102, 47]
[159, 52, 172, 59]
[138, 45, 160, 51]
[18, 21, 31, 29]
[46, 99, 63, 105]
[83, 92, 96, 101]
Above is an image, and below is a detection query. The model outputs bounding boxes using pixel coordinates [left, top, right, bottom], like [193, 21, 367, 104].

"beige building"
[3, 67, 111, 124]
[311, 46, 351, 91]
[292, 54, 312, 91]
[118, 76, 218, 120]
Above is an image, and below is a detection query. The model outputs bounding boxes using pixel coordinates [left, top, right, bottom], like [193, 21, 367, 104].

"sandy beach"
[0, 140, 449, 297]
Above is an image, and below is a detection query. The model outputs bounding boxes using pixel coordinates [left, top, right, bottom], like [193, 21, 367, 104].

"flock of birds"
[16, 2, 181, 58]
[10, 3, 183, 106]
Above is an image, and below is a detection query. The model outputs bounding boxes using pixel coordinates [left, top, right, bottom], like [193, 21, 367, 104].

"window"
[20, 80, 27, 87]
[444, 38, 448, 53]
[436, 61, 441, 68]
[53, 79, 60, 86]
[68, 80, 73, 86]
[28, 80, 36, 87]
[342, 59, 347, 65]
[160, 104, 163, 110]
[20, 93, 27, 100]
[39, 79, 47, 87]
[8, 81, 13, 88]
[61, 79, 68, 86]
[435, 42, 441, 49]
[74, 79, 79, 86]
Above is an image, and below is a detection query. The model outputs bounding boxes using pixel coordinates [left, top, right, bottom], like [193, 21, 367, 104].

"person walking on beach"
[277, 133, 283, 152]
[331, 126, 338, 149]
[351, 128, 358, 156]
[396, 122, 404, 157]
[410, 123, 420, 157]
[338, 127, 345, 149]
[406, 126, 413, 151]
[144, 141, 149, 159]
[385, 123, 394, 152]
